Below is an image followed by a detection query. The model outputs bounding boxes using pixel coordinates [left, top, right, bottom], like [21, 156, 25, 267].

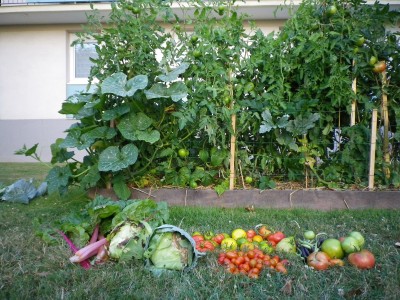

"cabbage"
[107, 220, 152, 261]
[146, 232, 192, 270]
[144, 225, 205, 273]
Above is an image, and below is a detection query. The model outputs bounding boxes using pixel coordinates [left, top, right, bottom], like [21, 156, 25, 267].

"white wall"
[0, 25, 69, 120]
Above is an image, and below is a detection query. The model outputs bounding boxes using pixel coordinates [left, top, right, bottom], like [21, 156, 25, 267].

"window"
[69, 34, 98, 84]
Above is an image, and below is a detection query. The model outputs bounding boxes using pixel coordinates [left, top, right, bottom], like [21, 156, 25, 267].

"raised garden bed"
[88, 188, 400, 210]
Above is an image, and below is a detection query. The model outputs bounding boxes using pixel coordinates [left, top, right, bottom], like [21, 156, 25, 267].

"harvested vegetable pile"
[36, 196, 202, 272]
[36, 195, 376, 277]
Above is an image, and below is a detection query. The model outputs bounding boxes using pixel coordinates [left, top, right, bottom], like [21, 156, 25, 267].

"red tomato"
[226, 251, 238, 260]
[372, 61, 386, 73]
[272, 255, 281, 263]
[267, 231, 285, 244]
[212, 233, 225, 245]
[218, 254, 226, 265]
[307, 251, 331, 271]
[196, 240, 215, 252]
[234, 256, 245, 266]
[348, 250, 375, 269]
[240, 262, 250, 272]
[249, 259, 257, 268]
[269, 258, 278, 267]
[263, 260, 271, 267]
[253, 249, 263, 256]
[280, 259, 289, 266]
[255, 224, 272, 238]
[246, 250, 255, 259]
[192, 235, 204, 243]
[249, 267, 260, 275]
[246, 229, 257, 239]
[275, 263, 288, 274]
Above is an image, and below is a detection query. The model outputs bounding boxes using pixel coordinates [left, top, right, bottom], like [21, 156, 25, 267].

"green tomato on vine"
[178, 148, 189, 158]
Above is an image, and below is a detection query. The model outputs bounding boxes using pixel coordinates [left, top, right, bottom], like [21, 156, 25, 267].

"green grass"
[0, 163, 49, 185]
[1, 164, 400, 299]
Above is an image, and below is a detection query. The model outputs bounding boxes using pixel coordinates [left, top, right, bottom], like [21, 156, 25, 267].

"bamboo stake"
[381, 68, 390, 179]
[227, 3, 236, 191]
[229, 112, 237, 190]
[368, 109, 378, 189]
[351, 59, 357, 126]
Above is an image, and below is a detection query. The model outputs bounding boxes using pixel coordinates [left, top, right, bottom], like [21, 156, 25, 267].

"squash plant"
[39, 0, 192, 198]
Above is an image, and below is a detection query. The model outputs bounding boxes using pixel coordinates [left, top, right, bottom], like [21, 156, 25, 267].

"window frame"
[68, 33, 98, 85]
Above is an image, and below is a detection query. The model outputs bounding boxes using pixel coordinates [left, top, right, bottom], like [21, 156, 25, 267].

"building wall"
[0, 20, 283, 162]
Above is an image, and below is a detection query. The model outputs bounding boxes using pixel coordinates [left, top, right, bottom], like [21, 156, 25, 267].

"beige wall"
[0, 25, 73, 120]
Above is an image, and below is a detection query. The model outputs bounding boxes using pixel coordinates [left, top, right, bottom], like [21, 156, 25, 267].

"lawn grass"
[1, 164, 400, 299]
[0, 163, 49, 185]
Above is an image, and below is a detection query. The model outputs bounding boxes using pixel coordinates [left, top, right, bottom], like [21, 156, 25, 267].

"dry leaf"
[281, 279, 293, 296]
[245, 205, 255, 212]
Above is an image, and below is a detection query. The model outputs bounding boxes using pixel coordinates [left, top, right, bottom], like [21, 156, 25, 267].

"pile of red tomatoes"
[217, 249, 289, 279]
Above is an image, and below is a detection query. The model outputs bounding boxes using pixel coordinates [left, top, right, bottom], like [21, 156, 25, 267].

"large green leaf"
[102, 105, 130, 121]
[80, 165, 101, 189]
[260, 109, 290, 133]
[119, 112, 153, 132]
[46, 166, 72, 194]
[286, 113, 320, 136]
[101, 73, 148, 97]
[80, 126, 117, 147]
[117, 112, 160, 144]
[98, 144, 139, 172]
[276, 132, 299, 152]
[210, 148, 227, 167]
[126, 75, 148, 97]
[113, 175, 131, 200]
[259, 109, 274, 133]
[50, 138, 74, 163]
[145, 82, 188, 102]
[135, 130, 160, 144]
[60, 130, 91, 150]
[158, 63, 189, 82]
[101, 72, 128, 96]
[58, 102, 86, 115]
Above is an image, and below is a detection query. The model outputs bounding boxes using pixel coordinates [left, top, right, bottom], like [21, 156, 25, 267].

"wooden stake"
[351, 59, 357, 126]
[381, 68, 390, 179]
[229, 113, 237, 190]
[368, 109, 378, 189]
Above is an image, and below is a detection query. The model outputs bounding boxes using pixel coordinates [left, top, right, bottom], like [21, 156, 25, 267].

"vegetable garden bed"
[88, 187, 400, 210]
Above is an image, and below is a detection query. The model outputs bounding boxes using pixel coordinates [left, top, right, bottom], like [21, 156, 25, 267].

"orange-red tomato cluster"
[217, 248, 288, 279]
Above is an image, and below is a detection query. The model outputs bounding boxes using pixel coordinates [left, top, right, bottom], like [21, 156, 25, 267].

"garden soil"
[88, 188, 400, 211]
